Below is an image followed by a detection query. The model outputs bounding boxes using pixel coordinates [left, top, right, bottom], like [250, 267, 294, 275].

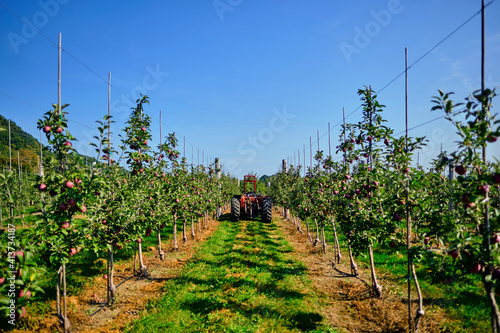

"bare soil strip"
[273, 213, 457, 333]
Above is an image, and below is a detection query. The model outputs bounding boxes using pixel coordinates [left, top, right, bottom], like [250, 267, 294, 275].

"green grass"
[126, 217, 339, 333]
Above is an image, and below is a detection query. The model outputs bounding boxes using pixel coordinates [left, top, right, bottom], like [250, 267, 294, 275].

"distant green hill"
[0, 114, 43, 171]
[0, 114, 112, 173]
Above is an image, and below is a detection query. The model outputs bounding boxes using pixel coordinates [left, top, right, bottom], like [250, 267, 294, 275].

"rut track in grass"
[126, 212, 336, 332]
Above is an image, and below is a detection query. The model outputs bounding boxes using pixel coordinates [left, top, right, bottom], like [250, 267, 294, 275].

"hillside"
[0, 114, 42, 171]
[0, 115, 100, 172]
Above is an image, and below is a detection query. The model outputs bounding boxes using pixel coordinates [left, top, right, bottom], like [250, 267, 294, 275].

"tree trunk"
[183, 219, 188, 243]
[305, 219, 313, 243]
[57, 266, 61, 319]
[191, 217, 196, 238]
[331, 217, 342, 264]
[107, 247, 117, 304]
[295, 215, 303, 233]
[348, 244, 359, 276]
[58, 265, 71, 333]
[137, 241, 148, 276]
[313, 219, 320, 246]
[412, 262, 425, 333]
[157, 229, 165, 260]
[484, 277, 500, 333]
[173, 213, 179, 250]
[369, 244, 382, 298]
[321, 223, 327, 254]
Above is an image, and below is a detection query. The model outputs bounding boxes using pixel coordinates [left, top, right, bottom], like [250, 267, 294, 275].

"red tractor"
[231, 175, 272, 223]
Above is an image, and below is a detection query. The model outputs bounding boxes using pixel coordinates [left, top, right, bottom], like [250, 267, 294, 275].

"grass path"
[126, 217, 338, 333]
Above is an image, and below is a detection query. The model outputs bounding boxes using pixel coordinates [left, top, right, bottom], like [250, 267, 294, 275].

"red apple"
[38, 183, 47, 191]
[64, 141, 72, 147]
[67, 198, 77, 207]
[42, 125, 51, 133]
[143, 140, 148, 145]
[448, 249, 459, 259]
[384, 138, 390, 145]
[461, 193, 471, 205]
[65, 181, 74, 189]
[15, 251, 24, 262]
[175, 198, 180, 203]
[487, 135, 498, 143]
[137, 238, 142, 243]
[141, 127, 146, 131]
[0, 277, 5, 284]
[478, 184, 490, 195]
[102, 220, 107, 225]
[103, 274, 108, 279]
[455, 165, 466, 175]
[59, 203, 68, 211]
[394, 213, 402, 221]
[403, 167, 410, 174]
[470, 263, 482, 274]
[68, 248, 77, 256]
[345, 175, 350, 180]
[61, 221, 70, 229]
[78, 205, 87, 213]
[491, 234, 500, 244]
[56, 127, 63, 133]
[16, 307, 26, 320]
[424, 237, 430, 245]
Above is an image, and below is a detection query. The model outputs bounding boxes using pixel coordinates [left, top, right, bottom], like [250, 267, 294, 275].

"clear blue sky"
[1, 0, 499, 178]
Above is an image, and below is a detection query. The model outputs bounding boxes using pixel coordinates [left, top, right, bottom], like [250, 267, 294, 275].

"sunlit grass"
[127, 217, 338, 333]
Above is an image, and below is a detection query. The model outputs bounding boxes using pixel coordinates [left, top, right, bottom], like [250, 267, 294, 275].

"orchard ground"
[8, 209, 487, 332]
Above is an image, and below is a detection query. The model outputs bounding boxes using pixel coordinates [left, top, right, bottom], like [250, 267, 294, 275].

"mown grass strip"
[127, 217, 339, 333]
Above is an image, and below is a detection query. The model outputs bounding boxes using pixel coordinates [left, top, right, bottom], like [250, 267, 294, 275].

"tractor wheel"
[231, 197, 240, 222]
[262, 198, 272, 223]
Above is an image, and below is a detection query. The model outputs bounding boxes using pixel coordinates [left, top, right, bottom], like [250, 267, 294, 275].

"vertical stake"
[303, 144, 306, 176]
[8, 120, 11, 171]
[328, 122, 331, 156]
[108, 72, 111, 167]
[405, 47, 412, 332]
[58, 33, 62, 117]
[343, 108, 347, 167]
[309, 137, 312, 169]
[297, 149, 300, 170]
